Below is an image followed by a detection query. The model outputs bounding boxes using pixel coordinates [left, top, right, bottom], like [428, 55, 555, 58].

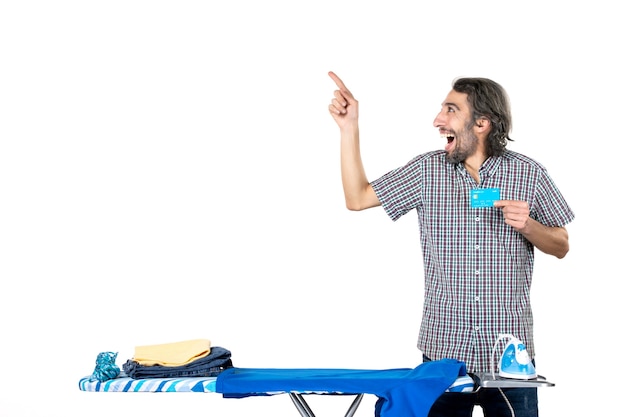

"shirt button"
[475, 217, 480, 222]
[474, 326, 480, 331]
[475, 270, 480, 275]
[475, 244, 480, 250]
[475, 296, 480, 301]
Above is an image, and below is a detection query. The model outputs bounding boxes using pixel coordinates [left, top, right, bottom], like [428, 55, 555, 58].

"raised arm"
[327, 71, 380, 211]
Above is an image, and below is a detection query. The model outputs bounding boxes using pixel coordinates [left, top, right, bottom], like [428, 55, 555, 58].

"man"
[327, 71, 574, 417]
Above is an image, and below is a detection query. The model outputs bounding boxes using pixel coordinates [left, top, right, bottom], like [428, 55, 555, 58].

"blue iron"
[491, 334, 537, 380]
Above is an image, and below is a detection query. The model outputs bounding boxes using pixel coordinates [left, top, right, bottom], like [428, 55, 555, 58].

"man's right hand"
[328, 71, 359, 129]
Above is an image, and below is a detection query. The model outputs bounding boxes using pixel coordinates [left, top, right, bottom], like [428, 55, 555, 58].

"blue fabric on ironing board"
[216, 358, 467, 417]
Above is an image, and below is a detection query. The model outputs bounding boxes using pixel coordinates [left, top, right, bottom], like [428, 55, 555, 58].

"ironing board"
[80, 359, 473, 417]
[77, 372, 553, 393]
[78, 361, 554, 417]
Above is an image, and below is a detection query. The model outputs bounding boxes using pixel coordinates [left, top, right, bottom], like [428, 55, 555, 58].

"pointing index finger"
[328, 71, 353, 97]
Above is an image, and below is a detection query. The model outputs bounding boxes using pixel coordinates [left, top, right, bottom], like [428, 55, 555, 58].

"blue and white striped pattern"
[78, 375, 217, 392]
[445, 375, 475, 393]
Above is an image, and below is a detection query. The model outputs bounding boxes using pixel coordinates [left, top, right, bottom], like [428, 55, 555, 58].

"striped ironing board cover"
[79, 374, 217, 393]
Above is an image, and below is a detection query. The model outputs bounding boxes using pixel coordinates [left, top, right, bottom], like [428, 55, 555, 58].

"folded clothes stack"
[121, 339, 234, 379]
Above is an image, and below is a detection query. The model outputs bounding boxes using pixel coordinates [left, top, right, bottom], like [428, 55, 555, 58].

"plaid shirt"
[370, 149, 575, 373]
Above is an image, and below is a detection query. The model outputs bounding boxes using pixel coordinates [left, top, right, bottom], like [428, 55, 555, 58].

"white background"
[1, 1, 622, 416]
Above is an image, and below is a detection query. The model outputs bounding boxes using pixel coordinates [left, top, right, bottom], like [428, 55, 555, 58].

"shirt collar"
[478, 155, 502, 181]
[453, 154, 503, 183]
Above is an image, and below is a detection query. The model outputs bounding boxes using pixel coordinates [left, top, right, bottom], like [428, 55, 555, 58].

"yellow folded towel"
[133, 339, 212, 366]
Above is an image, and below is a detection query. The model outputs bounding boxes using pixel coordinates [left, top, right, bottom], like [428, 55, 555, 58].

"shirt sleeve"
[370, 156, 423, 222]
[532, 169, 575, 227]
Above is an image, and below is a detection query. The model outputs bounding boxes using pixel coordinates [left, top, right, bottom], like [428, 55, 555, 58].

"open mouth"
[441, 132, 455, 152]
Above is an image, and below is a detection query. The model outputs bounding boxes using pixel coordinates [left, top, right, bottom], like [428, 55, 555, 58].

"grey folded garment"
[123, 346, 233, 379]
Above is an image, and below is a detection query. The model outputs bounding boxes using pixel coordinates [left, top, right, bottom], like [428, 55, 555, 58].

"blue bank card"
[470, 188, 500, 208]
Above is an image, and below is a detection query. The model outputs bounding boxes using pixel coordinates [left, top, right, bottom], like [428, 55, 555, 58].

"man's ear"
[475, 117, 491, 131]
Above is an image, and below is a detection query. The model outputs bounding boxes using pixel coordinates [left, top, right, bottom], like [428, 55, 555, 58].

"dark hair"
[452, 77, 513, 156]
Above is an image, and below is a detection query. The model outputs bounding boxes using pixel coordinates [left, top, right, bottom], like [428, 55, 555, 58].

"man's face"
[433, 90, 478, 164]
